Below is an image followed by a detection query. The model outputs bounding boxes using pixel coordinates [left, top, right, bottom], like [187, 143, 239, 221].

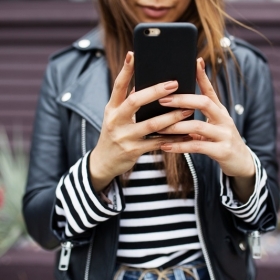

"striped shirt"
[54, 148, 268, 268]
[116, 154, 202, 268]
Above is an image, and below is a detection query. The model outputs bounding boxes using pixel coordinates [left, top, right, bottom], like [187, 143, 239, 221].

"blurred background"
[0, 0, 279, 279]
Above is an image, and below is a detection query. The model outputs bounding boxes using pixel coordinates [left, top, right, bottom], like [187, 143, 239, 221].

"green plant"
[0, 128, 28, 257]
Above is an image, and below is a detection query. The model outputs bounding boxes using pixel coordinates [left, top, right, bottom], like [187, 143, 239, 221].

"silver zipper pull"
[250, 231, 261, 259]
[59, 241, 73, 271]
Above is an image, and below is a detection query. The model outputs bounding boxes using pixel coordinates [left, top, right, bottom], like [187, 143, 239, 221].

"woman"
[23, 0, 279, 279]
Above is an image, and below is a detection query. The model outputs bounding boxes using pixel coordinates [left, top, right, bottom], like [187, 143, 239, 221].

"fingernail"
[164, 81, 178, 90]
[125, 52, 132, 64]
[198, 57, 205, 70]
[159, 97, 172, 103]
[182, 110, 192, 116]
[161, 143, 172, 151]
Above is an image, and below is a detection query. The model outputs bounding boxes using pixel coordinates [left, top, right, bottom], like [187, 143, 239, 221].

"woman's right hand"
[89, 52, 193, 192]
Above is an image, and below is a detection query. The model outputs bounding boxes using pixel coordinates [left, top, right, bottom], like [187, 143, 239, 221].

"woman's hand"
[89, 52, 193, 192]
[159, 58, 255, 203]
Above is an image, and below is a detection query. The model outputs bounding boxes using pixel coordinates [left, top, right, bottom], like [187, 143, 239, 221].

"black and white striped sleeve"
[53, 151, 125, 237]
[220, 147, 268, 225]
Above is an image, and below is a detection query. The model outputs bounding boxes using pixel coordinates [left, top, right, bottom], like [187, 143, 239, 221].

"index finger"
[109, 51, 134, 108]
[196, 57, 224, 110]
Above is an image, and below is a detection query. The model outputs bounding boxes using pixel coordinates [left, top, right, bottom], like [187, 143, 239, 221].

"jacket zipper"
[81, 118, 87, 156]
[58, 119, 93, 277]
[184, 153, 215, 280]
[59, 241, 73, 271]
[81, 118, 95, 280]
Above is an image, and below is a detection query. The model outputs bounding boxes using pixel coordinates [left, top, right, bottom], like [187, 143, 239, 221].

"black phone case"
[134, 23, 198, 134]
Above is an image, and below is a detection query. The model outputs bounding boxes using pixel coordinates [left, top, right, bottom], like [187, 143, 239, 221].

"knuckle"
[113, 77, 123, 92]
[193, 121, 204, 134]
[176, 110, 184, 122]
[146, 119, 160, 132]
[126, 94, 137, 107]
[207, 86, 216, 95]
[153, 84, 160, 96]
[191, 141, 202, 153]
[200, 96, 211, 110]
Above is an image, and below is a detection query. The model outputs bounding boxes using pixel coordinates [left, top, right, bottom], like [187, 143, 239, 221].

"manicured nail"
[164, 81, 178, 90]
[161, 143, 172, 151]
[182, 110, 192, 117]
[159, 96, 173, 103]
[125, 52, 132, 64]
[198, 57, 205, 70]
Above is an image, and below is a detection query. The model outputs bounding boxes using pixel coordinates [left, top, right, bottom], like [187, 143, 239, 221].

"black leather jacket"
[23, 28, 279, 280]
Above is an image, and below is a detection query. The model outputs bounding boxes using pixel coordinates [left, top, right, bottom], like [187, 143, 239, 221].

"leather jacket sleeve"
[23, 62, 68, 249]
[225, 51, 279, 233]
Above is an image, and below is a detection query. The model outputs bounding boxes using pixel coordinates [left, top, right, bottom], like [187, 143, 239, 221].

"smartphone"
[134, 23, 198, 135]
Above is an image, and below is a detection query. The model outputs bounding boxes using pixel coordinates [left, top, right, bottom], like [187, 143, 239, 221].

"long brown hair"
[97, 0, 229, 197]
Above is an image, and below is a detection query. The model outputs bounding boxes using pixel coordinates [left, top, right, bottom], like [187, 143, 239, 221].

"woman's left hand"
[159, 58, 255, 202]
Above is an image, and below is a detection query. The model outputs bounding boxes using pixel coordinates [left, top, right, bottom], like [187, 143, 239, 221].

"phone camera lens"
[144, 29, 150, 36]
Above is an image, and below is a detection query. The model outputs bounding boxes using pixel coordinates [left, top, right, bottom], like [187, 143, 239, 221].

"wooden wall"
[0, 1, 279, 165]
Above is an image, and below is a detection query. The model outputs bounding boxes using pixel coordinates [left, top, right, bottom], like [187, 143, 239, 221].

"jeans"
[114, 258, 210, 280]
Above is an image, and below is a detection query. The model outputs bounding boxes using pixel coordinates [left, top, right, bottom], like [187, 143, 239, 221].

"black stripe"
[76, 161, 113, 219]
[60, 182, 88, 232]
[118, 236, 199, 250]
[161, 249, 202, 269]
[124, 192, 186, 203]
[128, 177, 167, 187]
[55, 214, 66, 222]
[116, 249, 201, 266]
[120, 221, 197, 234]
[56, 198, 63, 209]
[133, 162, 164, 172]
[121, 206, 195, 220]
[68, 172, 100, 226]
[117, 251, 175, 265]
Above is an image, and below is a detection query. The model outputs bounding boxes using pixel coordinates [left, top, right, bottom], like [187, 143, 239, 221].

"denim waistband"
[113, 257, 210, 280]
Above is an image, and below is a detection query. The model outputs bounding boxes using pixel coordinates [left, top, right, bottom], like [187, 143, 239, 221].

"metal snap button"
[239, 242, 246, 251]
[217, 57, 223, 64]
[61, 92, 71, 102]
[220, 37, 231, 48]
[235, 104, 244, 115]
[95, 51, 102, 58]
[78, 39, 90, 49]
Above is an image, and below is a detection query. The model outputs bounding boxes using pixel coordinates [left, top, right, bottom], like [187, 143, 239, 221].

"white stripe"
[65, 223, 73, 237]
[134, 250, 188, 268]
[251, 204, 267, 225]
[117, 243, 201, 258]
[119, 228, 198, 242]
[58, 221, 66, 228]
[178, 250, 203, 266]
[64, 175, 96, 228]
[129, 170, 166, 180]
[56, 178, 84, 234]
[243, 188, 268, 223]
[72, 157, 108, 222]
[230, 186, 268, 220]
[125, 199, 194, 212]
[120, 214, 196, 227]
[222, 169, 267, 214]
[107, 180, 124, 211]
[81, 153, 118, 216]
[123, 250, 202, 269]
[122, 184, 172, 196]
[55, 205, 66, 216]
[136, 154, 163, 163]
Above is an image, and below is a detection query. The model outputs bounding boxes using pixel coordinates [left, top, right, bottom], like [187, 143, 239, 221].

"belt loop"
[114, 268, 125, 280]
[192, 268, 200, 280]
[173, 268, 186, 280]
